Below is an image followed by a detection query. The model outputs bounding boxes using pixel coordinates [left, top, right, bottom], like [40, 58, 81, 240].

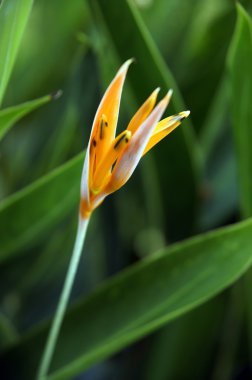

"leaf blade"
[0, 94, 54, 140]
[228, 3, 252, 363]
[0, 0, 34, 104]
[228, 3, 252, 218]
[0, 152, 84, 263]
[2, 218, 252, 379]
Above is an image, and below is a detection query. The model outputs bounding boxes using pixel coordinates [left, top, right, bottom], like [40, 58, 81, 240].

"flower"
[80, 59, 190, 218]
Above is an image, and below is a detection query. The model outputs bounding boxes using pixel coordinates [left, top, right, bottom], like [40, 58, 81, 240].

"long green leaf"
[0, 94, 56, 140]
[197, 70, 239, 234]
[145, 298, 225, 380]
[0, 0, 33, 105]
[89, 0, 201, 240]
[2, 218, 252, 379]
[228, 3, 252, 362]
[198, 76, 237, 230]
[0, 152, 84, 264]
[228, 3, 252, 218]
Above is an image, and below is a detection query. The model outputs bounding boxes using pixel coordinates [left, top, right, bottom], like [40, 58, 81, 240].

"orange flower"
[80, 59, 190, 218]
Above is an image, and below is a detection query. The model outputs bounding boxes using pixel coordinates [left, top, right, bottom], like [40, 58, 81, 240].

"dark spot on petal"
[114, 133, 127, 149]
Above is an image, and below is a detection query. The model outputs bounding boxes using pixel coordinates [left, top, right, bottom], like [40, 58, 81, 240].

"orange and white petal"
[105, 92, 170, 194]
[143, 111, 190, 156]
[81, 59, 133, 204]
[127, 88, 160, 134]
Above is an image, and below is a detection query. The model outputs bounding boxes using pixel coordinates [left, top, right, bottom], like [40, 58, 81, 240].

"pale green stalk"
[37, 216, 90, 380]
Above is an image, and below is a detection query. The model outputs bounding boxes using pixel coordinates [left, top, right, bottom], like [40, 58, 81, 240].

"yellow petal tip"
[118, 58, 135, 75]
[162, 89, 173, 106]
[160, 89, 173, 108]
[181, 110, 190, 118]
[167, 89, 173, 98]
[128, 57, 135, 64]
[151, 87, 161, 102]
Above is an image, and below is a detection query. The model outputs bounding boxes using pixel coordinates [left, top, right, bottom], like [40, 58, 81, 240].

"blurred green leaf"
[2, 218, 252, 379]
[228, 3, 252, 218]
[0, 312, 18, 350]
[200, 76, 229, 160]
[138, 0, 202, 66]
[197, 76, 237, 230]
[228, 3, 252, 363]
[145, 298, 225, 380]
[33, 51, 97, 176]
[0, 94, 55, 141]
[0, 152, 83, 264]
[89, 0, 201, 240]
[5, 0, 86, 103]
[0, 0, 33, 105]
[211, 286, 244, 380]
[179, 0, 235, 129]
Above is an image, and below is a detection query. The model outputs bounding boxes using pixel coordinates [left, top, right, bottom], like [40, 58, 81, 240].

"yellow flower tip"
[150, 87, 161, 104]
[128, 57, 136, 64]
[151, 87, 161, 104]
[179, 110, 190, 120]
[153, 87, 161, 96]
[127, 87, 161, 134]
[158, 89, 173, 107]
[167, 88, 173, 100]
[118, 58, 135, 75]
[160, 90, 172, 109]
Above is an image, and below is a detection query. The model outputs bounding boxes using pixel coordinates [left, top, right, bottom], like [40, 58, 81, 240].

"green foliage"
[0, 0, 33, 105]
[0, 94, 54, 140]
[1, 1, 252, 379]
[3, 218, 252, 379]
[228, 3, 252, 218]
[228, 3, 252, 362]
[0, 152, 83, 263]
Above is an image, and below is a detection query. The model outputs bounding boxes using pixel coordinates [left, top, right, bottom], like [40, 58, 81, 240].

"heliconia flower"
[80, 59, 190, 218]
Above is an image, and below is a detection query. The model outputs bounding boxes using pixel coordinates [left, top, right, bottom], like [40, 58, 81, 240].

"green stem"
[37, 216, 90, 380]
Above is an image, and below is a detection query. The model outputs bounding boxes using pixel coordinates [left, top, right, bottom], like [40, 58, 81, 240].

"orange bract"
[80, 59, 190, 218]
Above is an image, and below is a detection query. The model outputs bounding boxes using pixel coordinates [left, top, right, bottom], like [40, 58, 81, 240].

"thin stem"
[37, 216, 90, 380]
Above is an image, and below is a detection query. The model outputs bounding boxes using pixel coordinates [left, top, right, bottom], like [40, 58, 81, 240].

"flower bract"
[80, 59, 190, 218]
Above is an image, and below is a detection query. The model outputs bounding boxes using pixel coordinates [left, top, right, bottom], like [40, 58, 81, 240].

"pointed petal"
[143, 111, 190, 156]
[153, 110, 190, 134]
[80, 59, 133, 204]
[127, 88, 160, 134]
[105, 93, 170, 194]
[93, 58, 133, 145]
